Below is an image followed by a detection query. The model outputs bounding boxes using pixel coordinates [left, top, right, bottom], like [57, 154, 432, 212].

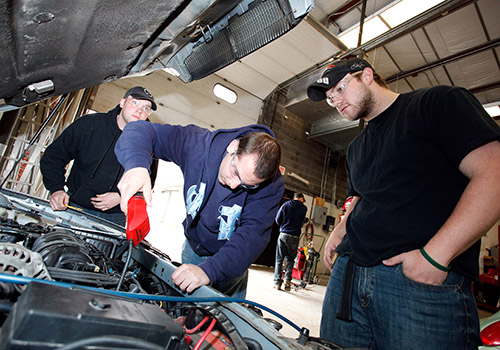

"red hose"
[185, 315, 209, 334]
[193, 318, 217, 350]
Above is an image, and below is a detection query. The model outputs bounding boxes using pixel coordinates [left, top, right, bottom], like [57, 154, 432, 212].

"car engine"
[0, 189, 349, 350]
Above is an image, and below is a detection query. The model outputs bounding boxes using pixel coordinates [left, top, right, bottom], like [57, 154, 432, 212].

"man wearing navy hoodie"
[115, 121, 284, 297]
[273, 192, 307, 291]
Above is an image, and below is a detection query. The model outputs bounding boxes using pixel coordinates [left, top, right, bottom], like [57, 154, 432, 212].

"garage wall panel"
[92, 70, 263, 130]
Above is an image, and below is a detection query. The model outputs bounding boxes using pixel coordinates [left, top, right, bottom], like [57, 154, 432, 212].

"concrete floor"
[245, 264, 329, 339]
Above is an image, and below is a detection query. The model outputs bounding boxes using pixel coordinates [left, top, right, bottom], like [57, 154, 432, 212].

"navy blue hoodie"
[275, 199, 307, 237]
[115, 121, 284, 284]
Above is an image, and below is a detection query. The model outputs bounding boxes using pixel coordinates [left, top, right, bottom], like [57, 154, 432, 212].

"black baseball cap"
[307, 58, 373, 102]
[124, 86, 157, 111]
[294, 193, 305, 201]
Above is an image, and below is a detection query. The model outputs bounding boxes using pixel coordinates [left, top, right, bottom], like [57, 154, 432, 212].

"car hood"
[0, 0, 311, 109]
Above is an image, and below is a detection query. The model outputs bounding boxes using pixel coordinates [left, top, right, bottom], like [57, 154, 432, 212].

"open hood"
[0, 0, 312, 108]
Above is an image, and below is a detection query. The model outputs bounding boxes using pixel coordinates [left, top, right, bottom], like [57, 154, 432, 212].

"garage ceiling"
[215, 0, 500, 152]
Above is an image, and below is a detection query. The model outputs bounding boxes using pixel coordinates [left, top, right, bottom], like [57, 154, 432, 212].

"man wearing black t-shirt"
[307, 58, 500, 349]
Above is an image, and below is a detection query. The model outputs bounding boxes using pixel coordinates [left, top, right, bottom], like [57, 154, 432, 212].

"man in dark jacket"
[114, 121, 284, 297]
[273, 192, 307, 291]
[40, 86, 157, 226]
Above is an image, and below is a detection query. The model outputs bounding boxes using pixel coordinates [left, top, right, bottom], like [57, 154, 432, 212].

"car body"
[481, 310, 500, 349]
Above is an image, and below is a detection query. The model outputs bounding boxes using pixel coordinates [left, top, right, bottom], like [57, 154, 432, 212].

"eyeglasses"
[126, 96, 152, 115]
[230, 152, 259, 190]
[326, 71, 362, 107]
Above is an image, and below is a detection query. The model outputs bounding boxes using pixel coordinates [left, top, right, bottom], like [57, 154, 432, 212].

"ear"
[226, 139, 239, 154]
[361, 67, 374, 85]
[119, 98, 126, 108]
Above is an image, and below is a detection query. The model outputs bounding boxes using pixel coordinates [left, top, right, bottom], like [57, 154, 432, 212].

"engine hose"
[0, 272, 302, 332]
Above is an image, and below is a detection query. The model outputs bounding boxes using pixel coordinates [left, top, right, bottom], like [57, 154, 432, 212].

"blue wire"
[0, 272, 302, 332]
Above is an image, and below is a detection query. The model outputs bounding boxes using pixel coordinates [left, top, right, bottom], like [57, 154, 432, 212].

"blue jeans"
[274, 233, 300, 283]
[69, 201, 126, 226]
[320, 255, 480, 350]
[181, 240, 248, 298]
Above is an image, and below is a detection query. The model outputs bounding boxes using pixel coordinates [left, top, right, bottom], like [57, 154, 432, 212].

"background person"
[114, 121, 283, 297]
[273, 192, 307, 291]
[40, 86, 158, 226]
[307, 57, 500, 349]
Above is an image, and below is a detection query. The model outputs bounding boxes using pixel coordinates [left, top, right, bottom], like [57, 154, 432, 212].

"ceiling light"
[339, 16, 390, 48]
[382, 0, 444, 27]
[338, 0, 445, 48]
[213, 84, 237, 104]
[485, 105, 500, 118]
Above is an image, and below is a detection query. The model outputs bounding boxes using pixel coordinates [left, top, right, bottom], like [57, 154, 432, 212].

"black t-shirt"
[337, 86, 500, 279]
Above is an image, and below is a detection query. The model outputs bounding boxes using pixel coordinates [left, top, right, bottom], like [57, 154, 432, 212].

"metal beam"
[305, 15, 348, 51]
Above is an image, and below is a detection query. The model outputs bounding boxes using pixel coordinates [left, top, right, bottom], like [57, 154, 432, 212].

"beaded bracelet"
[420, 247, 451, 272]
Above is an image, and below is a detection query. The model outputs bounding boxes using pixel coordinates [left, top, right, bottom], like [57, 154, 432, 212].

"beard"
[350, 84, 375, 121]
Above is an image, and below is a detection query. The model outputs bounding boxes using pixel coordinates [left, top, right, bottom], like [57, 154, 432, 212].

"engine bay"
[0, 189, 347, 350]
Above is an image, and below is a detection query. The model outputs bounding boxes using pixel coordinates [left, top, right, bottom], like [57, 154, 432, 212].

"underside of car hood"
[0, 0, 311, 108]
[0, 0, 184, 106]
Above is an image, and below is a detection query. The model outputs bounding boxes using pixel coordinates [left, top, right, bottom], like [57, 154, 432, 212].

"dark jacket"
[275, 199, 307, 237]
[40, 106, 158, 213]
[115, 121, 284, 284]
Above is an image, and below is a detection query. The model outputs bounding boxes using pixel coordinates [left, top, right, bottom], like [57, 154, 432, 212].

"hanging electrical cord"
[116, 239, 133, 291]
[319, 147, 331, 200]
[0, 94, 69, 188]
[0, 272, 302, 333]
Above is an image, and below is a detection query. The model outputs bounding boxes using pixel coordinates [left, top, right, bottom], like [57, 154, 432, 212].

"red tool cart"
[290, 225, 324, 290]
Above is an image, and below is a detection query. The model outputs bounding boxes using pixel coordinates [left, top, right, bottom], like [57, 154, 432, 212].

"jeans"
[69, 201, 126, 226]
[320, 255, 480, 350]
[181, 240, 248, 298]
[274, 233, 300, 283]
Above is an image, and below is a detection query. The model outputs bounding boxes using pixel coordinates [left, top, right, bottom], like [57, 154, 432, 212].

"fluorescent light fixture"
[213, 83, 237, 104]
[287, 171, 310, 186]
[338, 0, 445, 48]
[162, 67, 180, 77]
[383, 0, 443, 27]
[340, 17, 390, 48]
[485, 105, 500, 118]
